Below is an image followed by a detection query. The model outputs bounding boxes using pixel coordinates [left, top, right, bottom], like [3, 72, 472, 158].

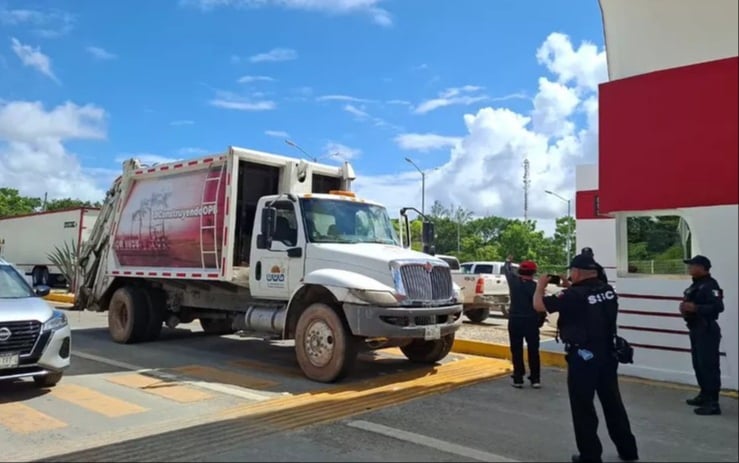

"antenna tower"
[523, 158, 531, 220]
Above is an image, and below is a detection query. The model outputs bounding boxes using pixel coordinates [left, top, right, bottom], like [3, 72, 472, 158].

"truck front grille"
[0, 320, 42, 355]
[399, 264, 453, 301]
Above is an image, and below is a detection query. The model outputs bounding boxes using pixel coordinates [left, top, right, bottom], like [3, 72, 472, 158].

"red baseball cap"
[519, 260, 537, 272]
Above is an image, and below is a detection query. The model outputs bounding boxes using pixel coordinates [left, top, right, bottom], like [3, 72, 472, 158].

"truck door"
[251, 200, 304, 299]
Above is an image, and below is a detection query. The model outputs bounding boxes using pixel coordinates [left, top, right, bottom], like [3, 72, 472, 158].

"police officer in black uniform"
[533, 253, 638, 463]
[680, 254, 724, 415]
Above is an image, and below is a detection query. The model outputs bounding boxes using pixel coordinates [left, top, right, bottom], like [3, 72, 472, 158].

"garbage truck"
[76, 146, 462, 382]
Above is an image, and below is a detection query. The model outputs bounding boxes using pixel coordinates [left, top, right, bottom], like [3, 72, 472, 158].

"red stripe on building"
[619, 293, 683, 301]
[619, 325, 689, 335]
[619, 309, 683, 318]
[599, 56, 739, 213]
[631, 342, 726, 357]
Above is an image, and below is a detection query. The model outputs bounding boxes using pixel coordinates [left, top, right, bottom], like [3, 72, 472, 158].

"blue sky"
[0, 0, 608, 233]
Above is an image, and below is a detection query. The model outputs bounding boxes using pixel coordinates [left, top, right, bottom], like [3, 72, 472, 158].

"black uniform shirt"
[683, 274, 724, 325]
[543, 278, 618, 351]
[502, 261, 537, 319]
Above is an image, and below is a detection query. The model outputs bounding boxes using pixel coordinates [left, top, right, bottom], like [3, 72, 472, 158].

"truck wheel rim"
[304, 320, 334, 367]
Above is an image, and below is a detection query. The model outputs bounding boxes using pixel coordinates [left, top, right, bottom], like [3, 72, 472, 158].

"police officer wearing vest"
[680, 254, 724, 415]
[533, 253, 638, 463]
[503, 255, 542, 388]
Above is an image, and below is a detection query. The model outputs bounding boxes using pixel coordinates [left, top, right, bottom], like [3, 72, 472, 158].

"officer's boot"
[685, 394, 707, 406]
[694, 398, 721, 415]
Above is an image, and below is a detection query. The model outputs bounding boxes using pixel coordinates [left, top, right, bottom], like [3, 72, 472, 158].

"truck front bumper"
[342, 303, 463, 339]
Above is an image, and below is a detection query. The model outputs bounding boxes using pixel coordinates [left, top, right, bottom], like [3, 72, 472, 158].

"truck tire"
[33, 372, 63, 388]
[400, 333, 455, 364]
[465, 308, 490, 323]
[108, 287, 150, 344]
[294, 302, 357, 383]
[142, 289, 166, 341]
[32, 266, 49, 286]
[199, 318, 234, 335]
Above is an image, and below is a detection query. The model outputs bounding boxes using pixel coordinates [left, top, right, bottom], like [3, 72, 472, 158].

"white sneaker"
[531, 382, 541, 389]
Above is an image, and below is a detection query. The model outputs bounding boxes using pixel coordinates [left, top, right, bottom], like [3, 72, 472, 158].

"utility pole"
[523, 159, 530, 220]
[545, 189, 572, 266]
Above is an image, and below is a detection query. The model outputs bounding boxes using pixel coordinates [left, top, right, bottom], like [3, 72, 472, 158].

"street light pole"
[404, 157, 425, 216]
[284, 139, 316, 162]
[545, 189, 572, 266]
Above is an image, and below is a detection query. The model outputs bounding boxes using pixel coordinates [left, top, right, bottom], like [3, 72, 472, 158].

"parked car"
[0, 258, 71, 387]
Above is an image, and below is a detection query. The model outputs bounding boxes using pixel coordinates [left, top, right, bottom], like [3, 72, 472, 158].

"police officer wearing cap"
[680, 254, 724, 415]
[581, 247, 608, 284]
[533, 253, 638, 463]
[503, 255, 542, 388]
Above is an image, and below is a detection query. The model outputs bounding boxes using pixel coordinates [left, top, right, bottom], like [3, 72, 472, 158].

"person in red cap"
[503, 255, 542, 388]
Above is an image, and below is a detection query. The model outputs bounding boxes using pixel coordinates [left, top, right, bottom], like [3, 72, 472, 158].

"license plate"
[0, 352, 19, 369]
[424, 325, 441, 341]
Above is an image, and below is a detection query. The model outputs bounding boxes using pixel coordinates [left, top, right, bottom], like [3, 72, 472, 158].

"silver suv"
[0, 258, 71, 387]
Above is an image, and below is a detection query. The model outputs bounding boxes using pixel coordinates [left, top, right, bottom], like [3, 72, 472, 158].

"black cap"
[683, 255, 711, 270]
[581, 247, 594, 256]
[569, 253, 598, 270]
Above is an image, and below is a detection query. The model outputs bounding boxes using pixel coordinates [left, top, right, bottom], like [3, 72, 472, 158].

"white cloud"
[317, 94, 373, 103]
[323, 141, 361, 160]
[413, 86, 489, 115]
[249, 48, 297, 63]
[536, 32, 608, 92]
[0, 100, 108, 202]
[10, 37, 59, 83]
[265, 130, 290, 138]
[170, 120, 195, 126]
[394, 133, 461, 152]
[209, 91, 276, 111]
[0, 8, 75, 37]
[180, 0, 392, 26]
[354, 33, 607, 233]
[237, 75, 275, 83]
[86, 46, 117, 60]
[343, 104, 370, 118]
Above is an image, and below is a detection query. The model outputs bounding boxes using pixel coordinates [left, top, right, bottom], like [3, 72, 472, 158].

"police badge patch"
[713, 289, 723, 299]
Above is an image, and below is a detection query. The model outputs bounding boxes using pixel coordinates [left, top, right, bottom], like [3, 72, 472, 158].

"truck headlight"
[452, 283, 462, 303]
[390, 264, 407, 298]
[43, 310, 68, 331]
[348, 289, 400, 306]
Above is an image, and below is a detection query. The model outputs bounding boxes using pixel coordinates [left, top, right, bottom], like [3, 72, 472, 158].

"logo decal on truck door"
[266, 265, 286, 288]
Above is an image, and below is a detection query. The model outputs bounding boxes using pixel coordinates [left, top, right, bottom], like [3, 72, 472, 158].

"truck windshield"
[300, 198, 400, 245]
[0, 265, 35, 299]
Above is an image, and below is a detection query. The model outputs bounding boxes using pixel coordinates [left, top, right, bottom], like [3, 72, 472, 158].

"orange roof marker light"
[328, 190, 356, 198]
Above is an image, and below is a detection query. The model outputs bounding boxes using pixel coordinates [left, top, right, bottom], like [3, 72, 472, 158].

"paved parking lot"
[2, 307, 736, 462]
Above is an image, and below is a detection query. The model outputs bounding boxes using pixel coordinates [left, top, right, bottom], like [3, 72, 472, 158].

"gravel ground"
[457, 314, 556, 345]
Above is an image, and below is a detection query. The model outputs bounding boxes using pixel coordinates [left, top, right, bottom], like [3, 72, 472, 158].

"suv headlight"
[348, 289, 400, 306]
[43, 310, 68, 331]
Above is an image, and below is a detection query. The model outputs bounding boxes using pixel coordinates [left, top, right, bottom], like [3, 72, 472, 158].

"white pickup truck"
[435, 255, 500, 323]
[458, 261, 514, 317]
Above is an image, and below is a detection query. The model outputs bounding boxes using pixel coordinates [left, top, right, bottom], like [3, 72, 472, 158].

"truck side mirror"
[257, 207, 277, 249]
[422, 221, 435, 247]
[402, 215, 411, 248]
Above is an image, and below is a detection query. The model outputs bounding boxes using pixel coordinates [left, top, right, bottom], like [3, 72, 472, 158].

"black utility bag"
[614, 334, 634, 364]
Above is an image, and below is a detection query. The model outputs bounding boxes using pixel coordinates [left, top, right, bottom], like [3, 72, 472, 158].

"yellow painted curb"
[44, 292, 75, 304]
[452, 338, 738, 399]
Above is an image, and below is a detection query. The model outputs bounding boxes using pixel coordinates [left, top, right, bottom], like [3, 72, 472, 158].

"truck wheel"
[294, 303, 357, 383]
[199, 318, 234, 335]
[466, 308, 490, 323]
[108, 287, 149, 344]
[33, 372, 63, 388]
[142, 289, 166, 341]
[401, 333, 455, 364]
[32, 267, 49, 286]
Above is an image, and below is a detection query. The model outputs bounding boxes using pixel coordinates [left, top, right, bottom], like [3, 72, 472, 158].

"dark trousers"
[508, 317, 540, 383]
[689, 321, 722, 402]
[566, 349, 638, 462]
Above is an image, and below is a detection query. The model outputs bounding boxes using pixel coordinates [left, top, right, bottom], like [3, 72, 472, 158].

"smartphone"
[547, 274, 561, 285]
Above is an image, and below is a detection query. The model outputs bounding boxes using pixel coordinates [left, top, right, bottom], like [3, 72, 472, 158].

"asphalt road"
[2, 308, 736, 462]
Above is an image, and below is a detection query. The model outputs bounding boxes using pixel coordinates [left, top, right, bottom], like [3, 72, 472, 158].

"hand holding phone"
[547, 274, 561, 286]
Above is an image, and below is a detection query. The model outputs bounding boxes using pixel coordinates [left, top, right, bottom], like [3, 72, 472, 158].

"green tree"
[0, 188, 42, 218]
[45, 198, 102, 211]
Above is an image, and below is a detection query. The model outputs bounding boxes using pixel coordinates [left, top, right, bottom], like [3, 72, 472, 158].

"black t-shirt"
[502, 261, 537, 318]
